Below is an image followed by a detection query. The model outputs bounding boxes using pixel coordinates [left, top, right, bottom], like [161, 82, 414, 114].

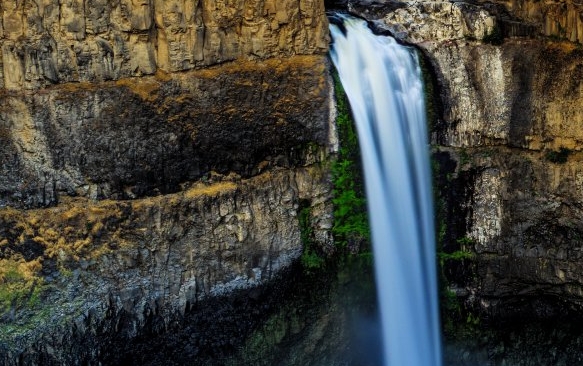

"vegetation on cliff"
[299, 203, 326, 270]
[330, 73, 370, 252]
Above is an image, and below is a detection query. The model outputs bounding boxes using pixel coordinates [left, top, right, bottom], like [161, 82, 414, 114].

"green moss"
[299, 204, 325, 271]
[431, 156, 483, 333]
[441, 288, 461, 334]
[331, 73, 370, 250]
[418, 52, 439, 131]
[0, 302, 54, 345]
[0, 260, 45, 317]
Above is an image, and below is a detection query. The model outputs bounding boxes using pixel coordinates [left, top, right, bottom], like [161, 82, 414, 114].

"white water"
[329, 16, 442, 366]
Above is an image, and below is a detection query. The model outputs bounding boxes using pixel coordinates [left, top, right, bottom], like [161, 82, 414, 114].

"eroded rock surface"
[0, 56, 332, 209]
[0, 167, 334, 365]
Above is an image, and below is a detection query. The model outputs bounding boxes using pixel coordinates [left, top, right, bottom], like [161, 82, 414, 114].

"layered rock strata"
[0, 55, 332, 209]
[0, 0, 334, 362]
[0, 166, 334, 364]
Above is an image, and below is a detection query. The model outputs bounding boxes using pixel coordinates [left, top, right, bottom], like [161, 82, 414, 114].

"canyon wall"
[0, 0, 334, 363]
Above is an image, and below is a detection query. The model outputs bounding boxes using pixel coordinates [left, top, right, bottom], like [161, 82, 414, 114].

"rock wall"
[489, 0, 583, 43]
[0, 0, 329, 90]
[0, 56, 332, 209]
[0, 166, 334, 365]
[348, 0, 583, 318]
[0, 0, 335, 362]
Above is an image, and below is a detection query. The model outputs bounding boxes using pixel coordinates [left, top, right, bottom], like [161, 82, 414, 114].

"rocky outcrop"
[0, 55, 336, 362]
[489, 0, 583, 43]
[347, 0, 583, 318]
[0, 0, 335, 362]
[0, 0, 329, 90]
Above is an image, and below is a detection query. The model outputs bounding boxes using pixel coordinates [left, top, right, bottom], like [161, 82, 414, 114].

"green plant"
[456, 236, 475, 248]
[545, 147, 571, 164]
[299, 205, 324, 271]
[330, 73, 370, 250]
[438, 249, 475, 267]
[438, 238, 475, 267]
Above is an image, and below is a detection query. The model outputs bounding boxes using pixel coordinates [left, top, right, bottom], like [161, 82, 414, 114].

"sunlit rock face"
[497, 0, 583, 43]
[347, 0, 583, 318]
[0, 1, 335, 363]
[0, 0, 329, 90]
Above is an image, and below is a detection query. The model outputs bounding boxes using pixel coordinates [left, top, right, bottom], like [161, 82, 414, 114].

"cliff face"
[1, 167, 334, 364]
[348, 0, 583, 318]
[0, 0, 329, 89]
[0, 1, 334, 362]
[1, 56, 332, 209]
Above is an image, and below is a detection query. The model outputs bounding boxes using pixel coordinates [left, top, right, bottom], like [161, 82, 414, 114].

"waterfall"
[329, 15, 442, 366]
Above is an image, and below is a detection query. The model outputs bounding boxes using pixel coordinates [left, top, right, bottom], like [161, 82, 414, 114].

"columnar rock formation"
[10, 0, 583, 360]
[0, 0, 329, 89]
[0, 0, 334, 362]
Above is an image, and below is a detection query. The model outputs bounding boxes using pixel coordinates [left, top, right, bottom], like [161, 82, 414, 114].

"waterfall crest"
[329, 15, 442, 366]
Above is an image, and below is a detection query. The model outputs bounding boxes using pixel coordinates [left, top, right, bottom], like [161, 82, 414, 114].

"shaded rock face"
[0, 0, 335, 363]
[0, 56, 332, 209]
[346, 0, 583, 318]
[0, 0, 329, 90]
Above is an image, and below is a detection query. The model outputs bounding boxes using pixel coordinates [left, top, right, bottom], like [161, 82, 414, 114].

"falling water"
[329, 15, 442, 366]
